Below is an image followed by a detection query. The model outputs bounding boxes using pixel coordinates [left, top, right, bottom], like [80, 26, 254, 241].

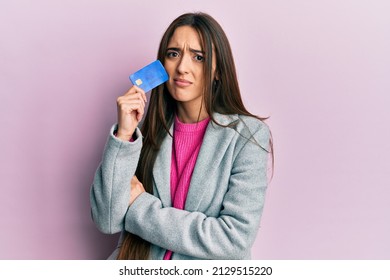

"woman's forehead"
[167, 26, 203, 50]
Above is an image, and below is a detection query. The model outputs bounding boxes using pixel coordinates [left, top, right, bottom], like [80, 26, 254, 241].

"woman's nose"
[176, 55, 190, 74]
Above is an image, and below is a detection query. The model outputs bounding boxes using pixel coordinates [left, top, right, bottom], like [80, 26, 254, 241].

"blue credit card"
[129, 60, 169, 93]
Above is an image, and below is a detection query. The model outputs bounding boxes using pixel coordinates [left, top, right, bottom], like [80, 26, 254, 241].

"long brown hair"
[117, 12, 273, 260]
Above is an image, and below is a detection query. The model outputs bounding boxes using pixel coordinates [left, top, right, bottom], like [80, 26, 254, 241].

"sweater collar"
[174, 115, 210, 133]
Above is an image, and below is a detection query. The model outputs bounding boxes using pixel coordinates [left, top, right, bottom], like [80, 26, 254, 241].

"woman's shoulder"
[214, 113, 269, 133]
[214, 113, 271, 151]
[237, 114, 269, 131]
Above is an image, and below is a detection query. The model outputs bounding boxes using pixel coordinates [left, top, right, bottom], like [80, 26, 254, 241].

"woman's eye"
[166, 51, 179, 58]
[194, 55, 204, 62]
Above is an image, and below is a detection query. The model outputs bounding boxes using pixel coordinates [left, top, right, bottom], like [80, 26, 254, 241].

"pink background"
[1, 0, 389, 259]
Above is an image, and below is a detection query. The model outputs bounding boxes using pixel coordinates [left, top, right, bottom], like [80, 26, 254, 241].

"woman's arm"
[90, 125, 142, 234]
[90, 85, 147, 234]
[125, 124, 270, 259]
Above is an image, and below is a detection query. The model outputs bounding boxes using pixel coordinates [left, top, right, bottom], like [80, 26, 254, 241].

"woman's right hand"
[129, 175, 145, 205]
[116, 85, 147, 141]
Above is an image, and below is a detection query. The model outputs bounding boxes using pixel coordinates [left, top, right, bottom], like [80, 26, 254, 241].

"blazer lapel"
[152, 125, 173, 207]
[185, 113, 238, 211]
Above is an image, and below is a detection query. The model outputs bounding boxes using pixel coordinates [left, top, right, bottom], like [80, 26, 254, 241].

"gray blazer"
[90, 113, 270, 260]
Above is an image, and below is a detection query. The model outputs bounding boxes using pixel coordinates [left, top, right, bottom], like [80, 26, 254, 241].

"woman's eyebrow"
[166, 47, 181, 52]
[189, 48, 205, 54]
[166, 47, 204, 54]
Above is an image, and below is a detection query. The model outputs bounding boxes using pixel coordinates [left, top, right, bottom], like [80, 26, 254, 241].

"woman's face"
[164, 26, 216, 113]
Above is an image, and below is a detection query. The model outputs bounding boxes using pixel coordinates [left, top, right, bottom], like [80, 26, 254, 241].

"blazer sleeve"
[90, 124, 142, 234]
[125, 124, 270, 259]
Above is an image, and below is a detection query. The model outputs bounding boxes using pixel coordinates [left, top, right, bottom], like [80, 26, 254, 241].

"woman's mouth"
[173, 78, 192, 87]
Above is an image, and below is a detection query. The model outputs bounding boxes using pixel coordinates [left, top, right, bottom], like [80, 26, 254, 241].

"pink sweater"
[163, 115, 210, 260]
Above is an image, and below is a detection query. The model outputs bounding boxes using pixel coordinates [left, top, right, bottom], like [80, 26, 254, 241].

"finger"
[124, 86, 147, 102]
[119, 93, 146, 108]
[129, 101, 145, 118]
[136, 111, 143, 122]
[132, 85, 145, 96]
[120, 102, 145, 117]
[133, 87, 147, 103]
[117, 95, 146, 111]
[124, 85, 144, 96]
[120, 92, 146, 103]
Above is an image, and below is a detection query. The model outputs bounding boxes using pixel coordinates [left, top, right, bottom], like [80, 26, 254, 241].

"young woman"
[90, 12, 273, 260]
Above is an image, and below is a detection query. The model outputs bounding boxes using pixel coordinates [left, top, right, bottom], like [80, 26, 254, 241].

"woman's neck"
[176, 104, 209, 124]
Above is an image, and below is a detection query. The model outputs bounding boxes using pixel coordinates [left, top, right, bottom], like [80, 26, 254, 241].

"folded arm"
[90, 125, 142, 234]
[125, 126, 270, 259]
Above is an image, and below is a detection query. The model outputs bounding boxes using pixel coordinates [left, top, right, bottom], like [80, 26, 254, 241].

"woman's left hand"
[129, 176, 145, 205]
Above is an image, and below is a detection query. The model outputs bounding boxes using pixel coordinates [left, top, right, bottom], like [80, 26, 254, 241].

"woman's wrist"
[115, 129, 136, 142]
